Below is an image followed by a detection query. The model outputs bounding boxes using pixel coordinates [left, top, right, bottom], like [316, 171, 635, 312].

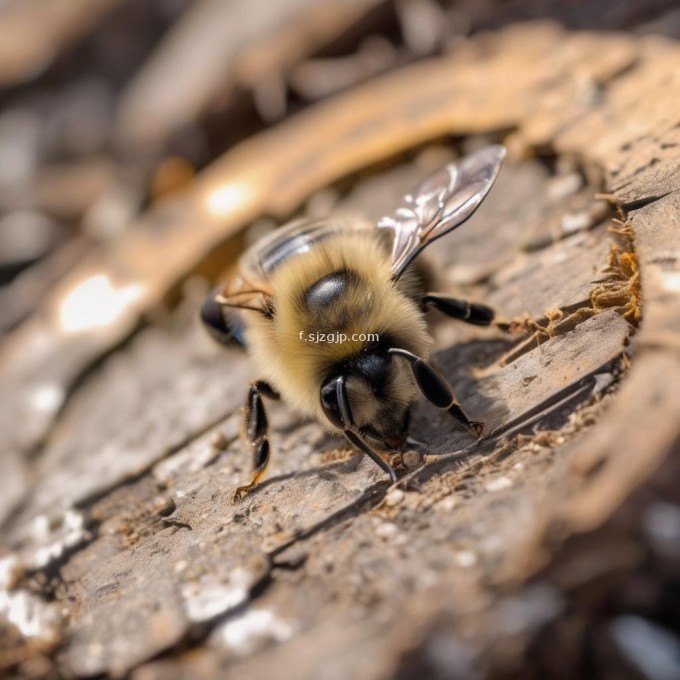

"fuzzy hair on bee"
[246, 217, 430, 447]
[200, 145, 507, 500]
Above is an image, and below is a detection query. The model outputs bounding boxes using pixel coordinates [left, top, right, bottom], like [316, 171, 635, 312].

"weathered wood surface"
[1, 17, 679, 680]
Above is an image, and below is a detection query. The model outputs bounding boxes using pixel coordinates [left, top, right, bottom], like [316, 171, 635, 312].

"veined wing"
[378, 145, 506, 280]
[216, 216, 371, 313]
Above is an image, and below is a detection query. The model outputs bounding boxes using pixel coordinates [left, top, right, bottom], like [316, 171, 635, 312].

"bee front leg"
[422, 293, 495, 326]
[233, 380, 279, 502]
[389, 348, 484, 438]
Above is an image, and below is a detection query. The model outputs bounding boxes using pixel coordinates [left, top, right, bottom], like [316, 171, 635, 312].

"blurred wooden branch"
[116, 0, 388, 149]
[0, 0, 123, 87]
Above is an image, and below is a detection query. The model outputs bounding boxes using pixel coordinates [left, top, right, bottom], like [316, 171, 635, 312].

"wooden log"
[1, 18, 679, 680]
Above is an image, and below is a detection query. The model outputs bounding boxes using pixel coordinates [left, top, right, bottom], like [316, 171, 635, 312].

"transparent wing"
[378, 145, 506, 279]
[215, 216, 368, 314]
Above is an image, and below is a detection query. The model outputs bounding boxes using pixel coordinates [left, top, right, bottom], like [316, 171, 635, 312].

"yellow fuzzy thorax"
[244, 231, 431, 420]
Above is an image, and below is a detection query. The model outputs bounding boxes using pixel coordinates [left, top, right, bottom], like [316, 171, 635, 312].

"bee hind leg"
[233, 380, 279, 501]
[389, 348, 484, 438]
[422, 293, 494, 326]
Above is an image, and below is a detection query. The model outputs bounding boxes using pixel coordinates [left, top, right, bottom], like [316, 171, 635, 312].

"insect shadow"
[408, 336, 516, 456]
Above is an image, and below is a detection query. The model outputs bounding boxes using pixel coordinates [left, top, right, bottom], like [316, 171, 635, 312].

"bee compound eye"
[320, 376, 346, 430]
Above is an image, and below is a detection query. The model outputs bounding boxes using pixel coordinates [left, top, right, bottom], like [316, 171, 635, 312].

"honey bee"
[201, 145, 506, 500]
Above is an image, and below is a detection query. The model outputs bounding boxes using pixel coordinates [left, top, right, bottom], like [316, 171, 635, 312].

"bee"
[201, 145, 506, 500]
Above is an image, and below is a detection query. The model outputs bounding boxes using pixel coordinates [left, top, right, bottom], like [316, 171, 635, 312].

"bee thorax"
[304, 269, 362, 311]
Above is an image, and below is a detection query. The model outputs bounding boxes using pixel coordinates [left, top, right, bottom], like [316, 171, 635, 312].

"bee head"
[319, 349, 417, 451]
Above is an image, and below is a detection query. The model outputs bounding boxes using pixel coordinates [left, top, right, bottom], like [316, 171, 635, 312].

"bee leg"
[233, 381, 278, 501]
[201, 287, 246, 347]
[389, 348, 484, 438]
[422, 293, 494, 326]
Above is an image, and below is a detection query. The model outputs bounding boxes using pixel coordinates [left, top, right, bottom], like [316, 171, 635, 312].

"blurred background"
[0, 0, 677, 323]
[1, 2, 679, 679]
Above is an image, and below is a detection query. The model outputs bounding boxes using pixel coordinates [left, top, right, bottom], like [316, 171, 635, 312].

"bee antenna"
[344, 430, 397, 483]
[319, 375, 397, 483]
[336, 376, 354, 428]
[388, 348, 452, 408]
[389, 348, 483, 437]
[339, 378, 398, 482]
